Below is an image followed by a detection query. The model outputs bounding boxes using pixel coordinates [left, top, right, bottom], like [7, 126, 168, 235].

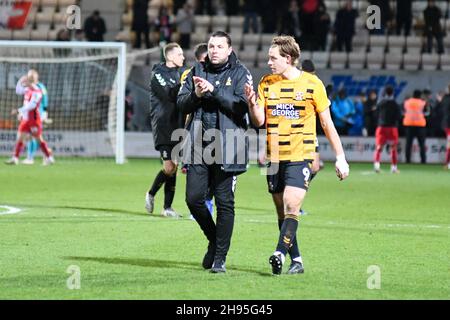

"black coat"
[149, 63, 186, 150]
[84, 16, 106, 42]
[177, 52, 252, 173]
[334, 8, 358, 37]
[132, 0, 149, 31]
[424, 6, 443, 36]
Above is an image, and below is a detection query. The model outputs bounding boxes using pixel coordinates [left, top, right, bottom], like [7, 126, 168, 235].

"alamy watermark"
[367, 265, 381, 290]
[170, 121, 286, 175]
[65, 5, 81, 30]
[366, 5, 381, 30]
[66, 265, 81, 290]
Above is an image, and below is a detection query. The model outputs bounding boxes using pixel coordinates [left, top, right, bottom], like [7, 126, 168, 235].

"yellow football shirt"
[257, 71, 330, 162]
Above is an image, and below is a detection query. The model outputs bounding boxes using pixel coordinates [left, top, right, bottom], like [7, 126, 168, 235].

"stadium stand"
[312, 51, 329, 69]
[348, 51, 366, 69]
[403, 53, 422, 70]
[366, 51, 384, 70]
[329, 52, 348, 69]
[1, 0, 449, 71]
[385, 53, 403, 70]
[388, 35, 405, 54]
[422, 53, 440, 71]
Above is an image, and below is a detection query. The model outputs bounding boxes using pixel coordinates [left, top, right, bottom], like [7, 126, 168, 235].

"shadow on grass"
[10, 203, 154, 218]
[62, 256, 271, 277]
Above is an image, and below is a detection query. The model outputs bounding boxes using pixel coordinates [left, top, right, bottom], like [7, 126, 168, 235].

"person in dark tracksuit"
[145, 43, 186, 218]
[177, 31, 253, 273]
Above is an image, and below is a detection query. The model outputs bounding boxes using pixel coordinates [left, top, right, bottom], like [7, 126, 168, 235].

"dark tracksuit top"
[149, 63, 187, 151]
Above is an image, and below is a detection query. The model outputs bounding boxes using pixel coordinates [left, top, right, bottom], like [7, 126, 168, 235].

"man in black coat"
[177, 31, 252, 273]
[146, 43, 186, 218]
[424, 0, 445, 54]
[84, 10, 107, 42]
[132, 0, 151, 49]
[396, 0, 412, 36]
[334, 1, 358, 52]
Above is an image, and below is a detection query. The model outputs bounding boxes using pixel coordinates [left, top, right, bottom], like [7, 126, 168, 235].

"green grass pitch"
[0, 158, 448, 299]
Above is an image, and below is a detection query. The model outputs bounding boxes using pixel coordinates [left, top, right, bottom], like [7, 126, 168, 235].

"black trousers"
[186, 164, 237, 258]
[336, 35, 353, 53]
[134, 28, 151, 49]
[405, 126, 427, 163]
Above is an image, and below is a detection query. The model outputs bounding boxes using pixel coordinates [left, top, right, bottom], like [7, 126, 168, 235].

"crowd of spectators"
[124, 0, 448, 53]
[326, 84, 450, 138]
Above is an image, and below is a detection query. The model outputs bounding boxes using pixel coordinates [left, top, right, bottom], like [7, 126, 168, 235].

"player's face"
[267, 46, 290, 75]
[208, 36, 232, 65]
[169, 47, 185, 67]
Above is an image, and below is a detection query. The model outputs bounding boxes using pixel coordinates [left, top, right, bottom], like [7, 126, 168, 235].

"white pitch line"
[0, 205, 22, 215]
[244, 219, 450, 229]
[360, 171, 377, 175]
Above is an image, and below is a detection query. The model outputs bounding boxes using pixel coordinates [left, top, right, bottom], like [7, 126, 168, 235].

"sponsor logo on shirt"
[272, 104, 300, 119]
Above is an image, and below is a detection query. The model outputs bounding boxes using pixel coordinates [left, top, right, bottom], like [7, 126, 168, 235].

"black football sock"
[275, 214, 299, 256]
[149, 170, 166, 196]
[278, 218, 300, 260]
[278, 219, 283, 230]
[163, 174, 176, 209]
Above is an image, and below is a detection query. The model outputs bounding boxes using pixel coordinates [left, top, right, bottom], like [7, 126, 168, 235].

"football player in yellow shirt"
[245, 36, 349, 275]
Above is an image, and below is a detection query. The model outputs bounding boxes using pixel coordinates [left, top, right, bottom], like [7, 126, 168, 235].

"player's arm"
[18, 91, 42, 114]
[15, 76, 27, 95]
[319, 108, 349, 180]
[245, 82, 265, 127]
[150, 72, 177, 104]
[40, 84, 49, 112]
[177, 68, 201, 115]
[314, 81, 349, 180]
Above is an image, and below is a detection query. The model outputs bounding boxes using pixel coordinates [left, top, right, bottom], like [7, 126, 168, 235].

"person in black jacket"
[364, 89, 378, 136]
[373, 85, 402, 173]
[334, 1, 358, 52]
[424, 0, 445, 54]
[132, 0, 151, 49]
[83, 10, 107, 42]
[145, 43, 186, 218]
[396, 0, 412, 36]
[177, 31, 252, 273]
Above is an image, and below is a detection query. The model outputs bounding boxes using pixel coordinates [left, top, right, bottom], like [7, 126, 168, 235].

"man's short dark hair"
[301, 59, 315, 73]
[385, 85, 394, 96]
[210, 31, 232, 47]
[93, 10, 100, 16]
[194, 43, 208, 60]
[413, 89, 422, 98]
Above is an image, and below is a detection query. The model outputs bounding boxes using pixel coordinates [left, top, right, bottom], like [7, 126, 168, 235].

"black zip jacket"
[149, 63, 186, 150]
[177, 52, 252, 173]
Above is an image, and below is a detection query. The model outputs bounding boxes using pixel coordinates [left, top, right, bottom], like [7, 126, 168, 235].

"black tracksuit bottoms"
[186, 163, 237, 258]
[405, 126, 427, 163]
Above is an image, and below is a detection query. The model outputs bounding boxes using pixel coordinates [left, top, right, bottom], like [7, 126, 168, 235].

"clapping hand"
[193, 76, 214, 97]
[244, 83, 256, 107]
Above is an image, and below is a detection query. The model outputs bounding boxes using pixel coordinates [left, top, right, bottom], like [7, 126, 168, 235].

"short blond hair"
[163, 42, 181, 60]
[271, 36, 301, 66]
[27, 69, 39, 84]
